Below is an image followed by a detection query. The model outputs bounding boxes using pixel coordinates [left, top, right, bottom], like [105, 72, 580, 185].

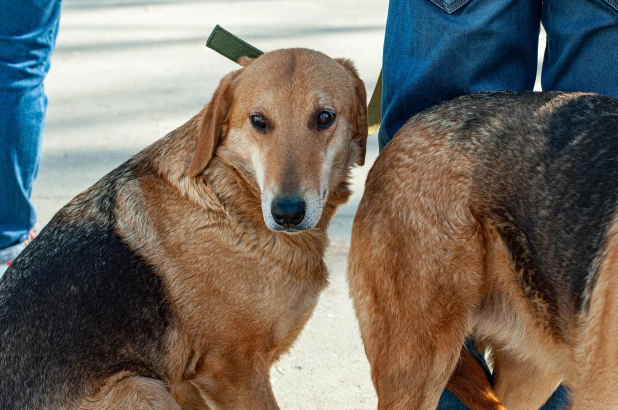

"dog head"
[188, 48, 367, 233]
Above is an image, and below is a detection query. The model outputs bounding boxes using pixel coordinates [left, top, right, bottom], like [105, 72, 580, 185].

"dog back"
[414, 91, 618, 341]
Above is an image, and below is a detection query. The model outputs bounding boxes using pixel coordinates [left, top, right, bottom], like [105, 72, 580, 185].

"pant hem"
[0, 241, 26, 264]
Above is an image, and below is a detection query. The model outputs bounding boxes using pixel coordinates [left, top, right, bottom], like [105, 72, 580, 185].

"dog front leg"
[348, 213, 486, 409]
[78, 373, 183, 410]
[191, 366, 279, 410]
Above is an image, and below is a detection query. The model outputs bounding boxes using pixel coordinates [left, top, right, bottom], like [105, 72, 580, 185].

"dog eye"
[317, 111, 336, 128]
[250, 114, 267, 130]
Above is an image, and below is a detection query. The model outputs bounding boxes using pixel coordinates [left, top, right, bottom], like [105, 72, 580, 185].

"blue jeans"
[379, 0, 618, 149]
[0, 0, 62, 250]
[380, 0, 618, 407]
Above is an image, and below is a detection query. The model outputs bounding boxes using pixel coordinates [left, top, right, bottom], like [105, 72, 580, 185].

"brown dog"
[348, 91, 618, 409]
[0, 48, 367, 409]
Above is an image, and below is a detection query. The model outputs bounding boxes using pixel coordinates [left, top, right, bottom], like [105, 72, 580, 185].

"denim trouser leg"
[541, 0, 618, 97]
[0, 0, 61, 250]
[379, 0, 542, 149]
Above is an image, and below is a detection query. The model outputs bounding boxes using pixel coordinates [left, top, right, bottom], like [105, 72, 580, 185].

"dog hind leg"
[491, 347, 563, 410]
[569, 219, 618, 410]
[348, 134, 486, 410]
[78, 373, 182, 410]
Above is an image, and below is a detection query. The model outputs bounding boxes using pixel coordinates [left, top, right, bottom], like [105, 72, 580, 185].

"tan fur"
[474, 228, 566, 409]
[569, 213, 618, 409]
[348, 126, 485, 409]
[78, 373, 181, 410]
[349, 105, 618, 409]
[76, 48, 367, 409]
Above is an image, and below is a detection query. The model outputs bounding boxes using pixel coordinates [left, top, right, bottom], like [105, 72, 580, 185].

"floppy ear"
[336, 58, 368, 166]
[188, 71, 240, 178]
[238, 56, 255, 67]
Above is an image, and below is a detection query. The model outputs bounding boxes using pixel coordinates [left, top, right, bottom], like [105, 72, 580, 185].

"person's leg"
[379, 0, 542, 149]
[541, 0, 618, 98]
[542, 385, 571, 409]
[0, 0, 61, 268]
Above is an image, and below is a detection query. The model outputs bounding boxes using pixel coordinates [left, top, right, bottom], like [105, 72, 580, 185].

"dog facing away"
[0, 48, 367, 410]
[348, 91, 618, 409]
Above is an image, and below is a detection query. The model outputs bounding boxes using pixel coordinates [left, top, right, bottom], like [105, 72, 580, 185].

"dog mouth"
[275, 227, 311, 234]
[265, 222, 314, 234]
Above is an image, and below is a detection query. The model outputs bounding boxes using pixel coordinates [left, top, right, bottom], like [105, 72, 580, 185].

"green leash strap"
[206, 25, 382, 135]
[367, 69, 382, 135]
[206, 25, 264, 63]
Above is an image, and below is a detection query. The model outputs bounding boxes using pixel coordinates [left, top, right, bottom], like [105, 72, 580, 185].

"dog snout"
[271, 196, 306, 228]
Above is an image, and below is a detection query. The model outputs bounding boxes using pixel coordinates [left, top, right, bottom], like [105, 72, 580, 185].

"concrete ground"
[38, 0, 386, 408]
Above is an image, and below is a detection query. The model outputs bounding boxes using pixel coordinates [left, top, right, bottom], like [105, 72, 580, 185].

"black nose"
[271, 196, 306, 227]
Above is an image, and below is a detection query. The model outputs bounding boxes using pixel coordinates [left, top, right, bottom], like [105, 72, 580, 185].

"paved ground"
[38, 1, 386, 408]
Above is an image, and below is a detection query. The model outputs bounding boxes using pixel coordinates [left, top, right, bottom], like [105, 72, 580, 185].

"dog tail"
[446, 346, 505, 410]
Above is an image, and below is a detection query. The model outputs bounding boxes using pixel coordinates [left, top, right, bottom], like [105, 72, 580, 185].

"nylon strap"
[206, 25, 263, 62]
[366, 69, 382, 135]
[206, 25, 382, 134]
